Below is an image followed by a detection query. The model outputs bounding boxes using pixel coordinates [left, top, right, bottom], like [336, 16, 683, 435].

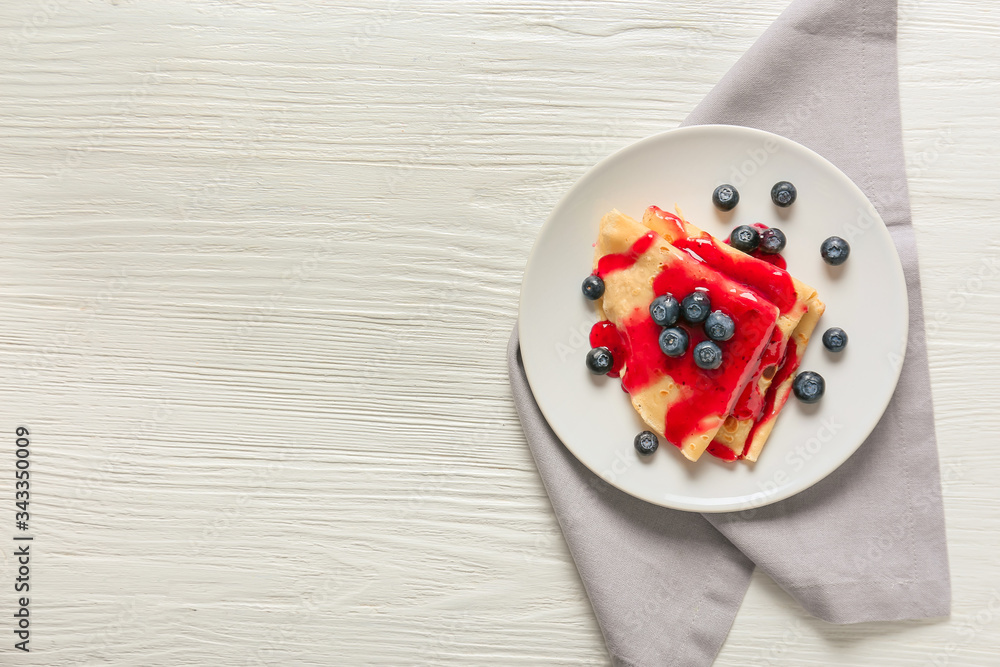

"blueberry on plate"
[681, 292, 711, 324]
[704, 310, 735, 342]
[792, 371, 825, 403]
[634, 430, 659, 456]
[586, 347, 614, 375]
[712, 184, 740, 212]
[729, 224, 760, 253]
[582, 274, 605, 300]
[649, 294, 680, 327]
[758, 227, 786, 254]
[693, 340, 723, 370]
[771, 181, 797, 207]
[822, 327, 848, 352]
[658, 327, 689, 357]
[820, 236, 850, 265]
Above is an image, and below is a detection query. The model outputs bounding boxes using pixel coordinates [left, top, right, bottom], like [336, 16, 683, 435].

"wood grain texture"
[0, 1, 997, 664]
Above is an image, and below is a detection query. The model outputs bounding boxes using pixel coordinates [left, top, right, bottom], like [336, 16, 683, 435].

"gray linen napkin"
[507, 0, 951, 664]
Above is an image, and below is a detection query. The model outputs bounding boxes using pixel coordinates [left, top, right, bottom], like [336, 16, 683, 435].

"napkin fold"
[508, 0, 951, 664]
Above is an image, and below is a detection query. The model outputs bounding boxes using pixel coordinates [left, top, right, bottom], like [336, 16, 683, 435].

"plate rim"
[517, 123, 909, 513]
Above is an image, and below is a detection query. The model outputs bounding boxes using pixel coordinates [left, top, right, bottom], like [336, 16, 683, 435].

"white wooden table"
[1, 1, 997, 664]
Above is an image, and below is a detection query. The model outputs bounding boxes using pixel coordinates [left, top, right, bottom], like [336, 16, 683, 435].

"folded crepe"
[641, 205, 825, 461]
[592, 209, 781, 461]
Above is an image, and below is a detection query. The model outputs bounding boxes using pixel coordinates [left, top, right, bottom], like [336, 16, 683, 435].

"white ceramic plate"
[518, 125, 907, 513]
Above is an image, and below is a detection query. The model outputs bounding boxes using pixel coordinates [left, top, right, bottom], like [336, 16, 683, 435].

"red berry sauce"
[743, 341, 800, 457]
[595, 231, 657, 278]
[706, 440, 738, 462]
[589, 320, 626, 378]
[645, 207, 804, 461]
[648, 207, 795, 310]
[590, 232, 778, 451]
[731, 325, 785, 421]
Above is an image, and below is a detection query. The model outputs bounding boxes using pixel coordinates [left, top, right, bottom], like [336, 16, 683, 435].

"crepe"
[640, 205, 825, 461]
[593, 210, 781, 461]
[742, 293, 825, 461]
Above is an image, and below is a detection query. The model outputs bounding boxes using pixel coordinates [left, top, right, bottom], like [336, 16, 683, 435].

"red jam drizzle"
[648, 206, 797, 313]
[706, 440, 738, 462]
[589, 320, 626, 378]
[742, 342, 800, 457]
[674, 235, 796, 313]
[731, 326, 785, 421]
[622, 307, 774, 450]
[595, 232, 778, 450]
[748, 248, 787, 270]
[652, 267, 776, 448]
[624, 206, 798, 461]
[649, 210, 797, 440]
[595, 231, 657, 278]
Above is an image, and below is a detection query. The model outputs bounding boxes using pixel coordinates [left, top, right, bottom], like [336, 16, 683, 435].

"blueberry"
[658, 327, 689, 357]
[792, 371, 825, 403]
[634, 430, 659, 456]
[758, 227, 786, 254]
[649, 294, 680, 327]
[820, 236, 850, 265]
[681, 292, 711, 324]
[712, 184, 740, 212]
[704, 310, 735, 341]
[771, 181, 797, 207]
[822, 327, 848, 353]
[582, 274, 605, 300]
[586, 347, 614, 375]
[692, 341, 723, 370]
[729, 225, 760, 253]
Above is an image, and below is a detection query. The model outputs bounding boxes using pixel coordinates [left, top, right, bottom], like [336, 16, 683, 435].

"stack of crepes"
[591, 207, 824, 463]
